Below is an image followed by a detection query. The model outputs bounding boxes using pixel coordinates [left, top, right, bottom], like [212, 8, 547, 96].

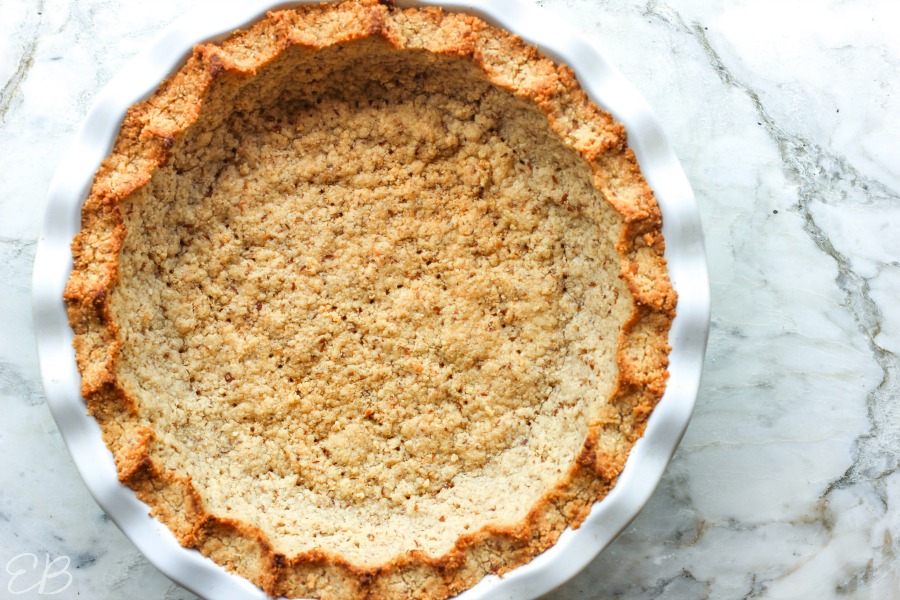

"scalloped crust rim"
[63, 2, 675, 598]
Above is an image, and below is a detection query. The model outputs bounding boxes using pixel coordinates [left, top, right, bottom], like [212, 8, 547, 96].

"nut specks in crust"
[65, 2, 674, 599]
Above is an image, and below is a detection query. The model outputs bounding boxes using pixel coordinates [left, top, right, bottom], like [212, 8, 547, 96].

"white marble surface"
[2, 0, 898, 598]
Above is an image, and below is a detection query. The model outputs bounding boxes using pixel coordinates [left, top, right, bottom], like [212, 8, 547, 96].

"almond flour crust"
[64, 2, 676, 599]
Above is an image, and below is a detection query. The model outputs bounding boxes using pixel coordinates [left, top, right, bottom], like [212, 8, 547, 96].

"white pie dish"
[32, 1, 710, 598]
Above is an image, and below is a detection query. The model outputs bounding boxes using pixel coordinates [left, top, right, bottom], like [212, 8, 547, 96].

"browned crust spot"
[65, 1, 675, 598]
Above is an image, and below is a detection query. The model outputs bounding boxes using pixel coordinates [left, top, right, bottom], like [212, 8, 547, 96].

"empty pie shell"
[36, 1, 706, 599]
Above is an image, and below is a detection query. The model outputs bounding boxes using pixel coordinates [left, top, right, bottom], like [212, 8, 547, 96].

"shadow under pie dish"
[54, 1, 689, 599]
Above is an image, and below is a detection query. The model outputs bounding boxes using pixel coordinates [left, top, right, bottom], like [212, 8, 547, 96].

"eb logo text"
[5, 553, 73, 595]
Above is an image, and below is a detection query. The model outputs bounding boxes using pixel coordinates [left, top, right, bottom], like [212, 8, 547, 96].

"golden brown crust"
[66, 2, 675, 598]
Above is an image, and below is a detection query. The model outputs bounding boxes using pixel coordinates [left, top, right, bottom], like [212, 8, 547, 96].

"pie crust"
[64, 1, 676, 598]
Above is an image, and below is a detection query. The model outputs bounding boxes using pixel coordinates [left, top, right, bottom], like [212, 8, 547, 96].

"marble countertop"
[2, 0, 898, 598]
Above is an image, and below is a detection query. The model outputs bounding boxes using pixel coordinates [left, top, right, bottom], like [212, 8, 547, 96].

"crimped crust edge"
[64, 2, 676, 599]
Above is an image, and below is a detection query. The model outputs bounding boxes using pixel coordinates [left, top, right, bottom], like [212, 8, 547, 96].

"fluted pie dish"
[33, 1, 709, 599]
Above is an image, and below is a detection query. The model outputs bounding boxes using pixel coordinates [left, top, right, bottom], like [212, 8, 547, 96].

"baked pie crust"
[65, 1, 676, 598]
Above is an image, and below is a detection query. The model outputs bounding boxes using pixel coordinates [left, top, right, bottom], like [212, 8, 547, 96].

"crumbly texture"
[112, 39, 631, 564]
[65, 2, 676, 599]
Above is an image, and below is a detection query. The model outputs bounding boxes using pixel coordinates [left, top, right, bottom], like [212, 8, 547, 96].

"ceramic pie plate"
[32, 0, 710, 598]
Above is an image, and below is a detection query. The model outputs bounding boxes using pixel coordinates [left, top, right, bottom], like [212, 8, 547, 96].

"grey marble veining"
[2, 0, 898, 598]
